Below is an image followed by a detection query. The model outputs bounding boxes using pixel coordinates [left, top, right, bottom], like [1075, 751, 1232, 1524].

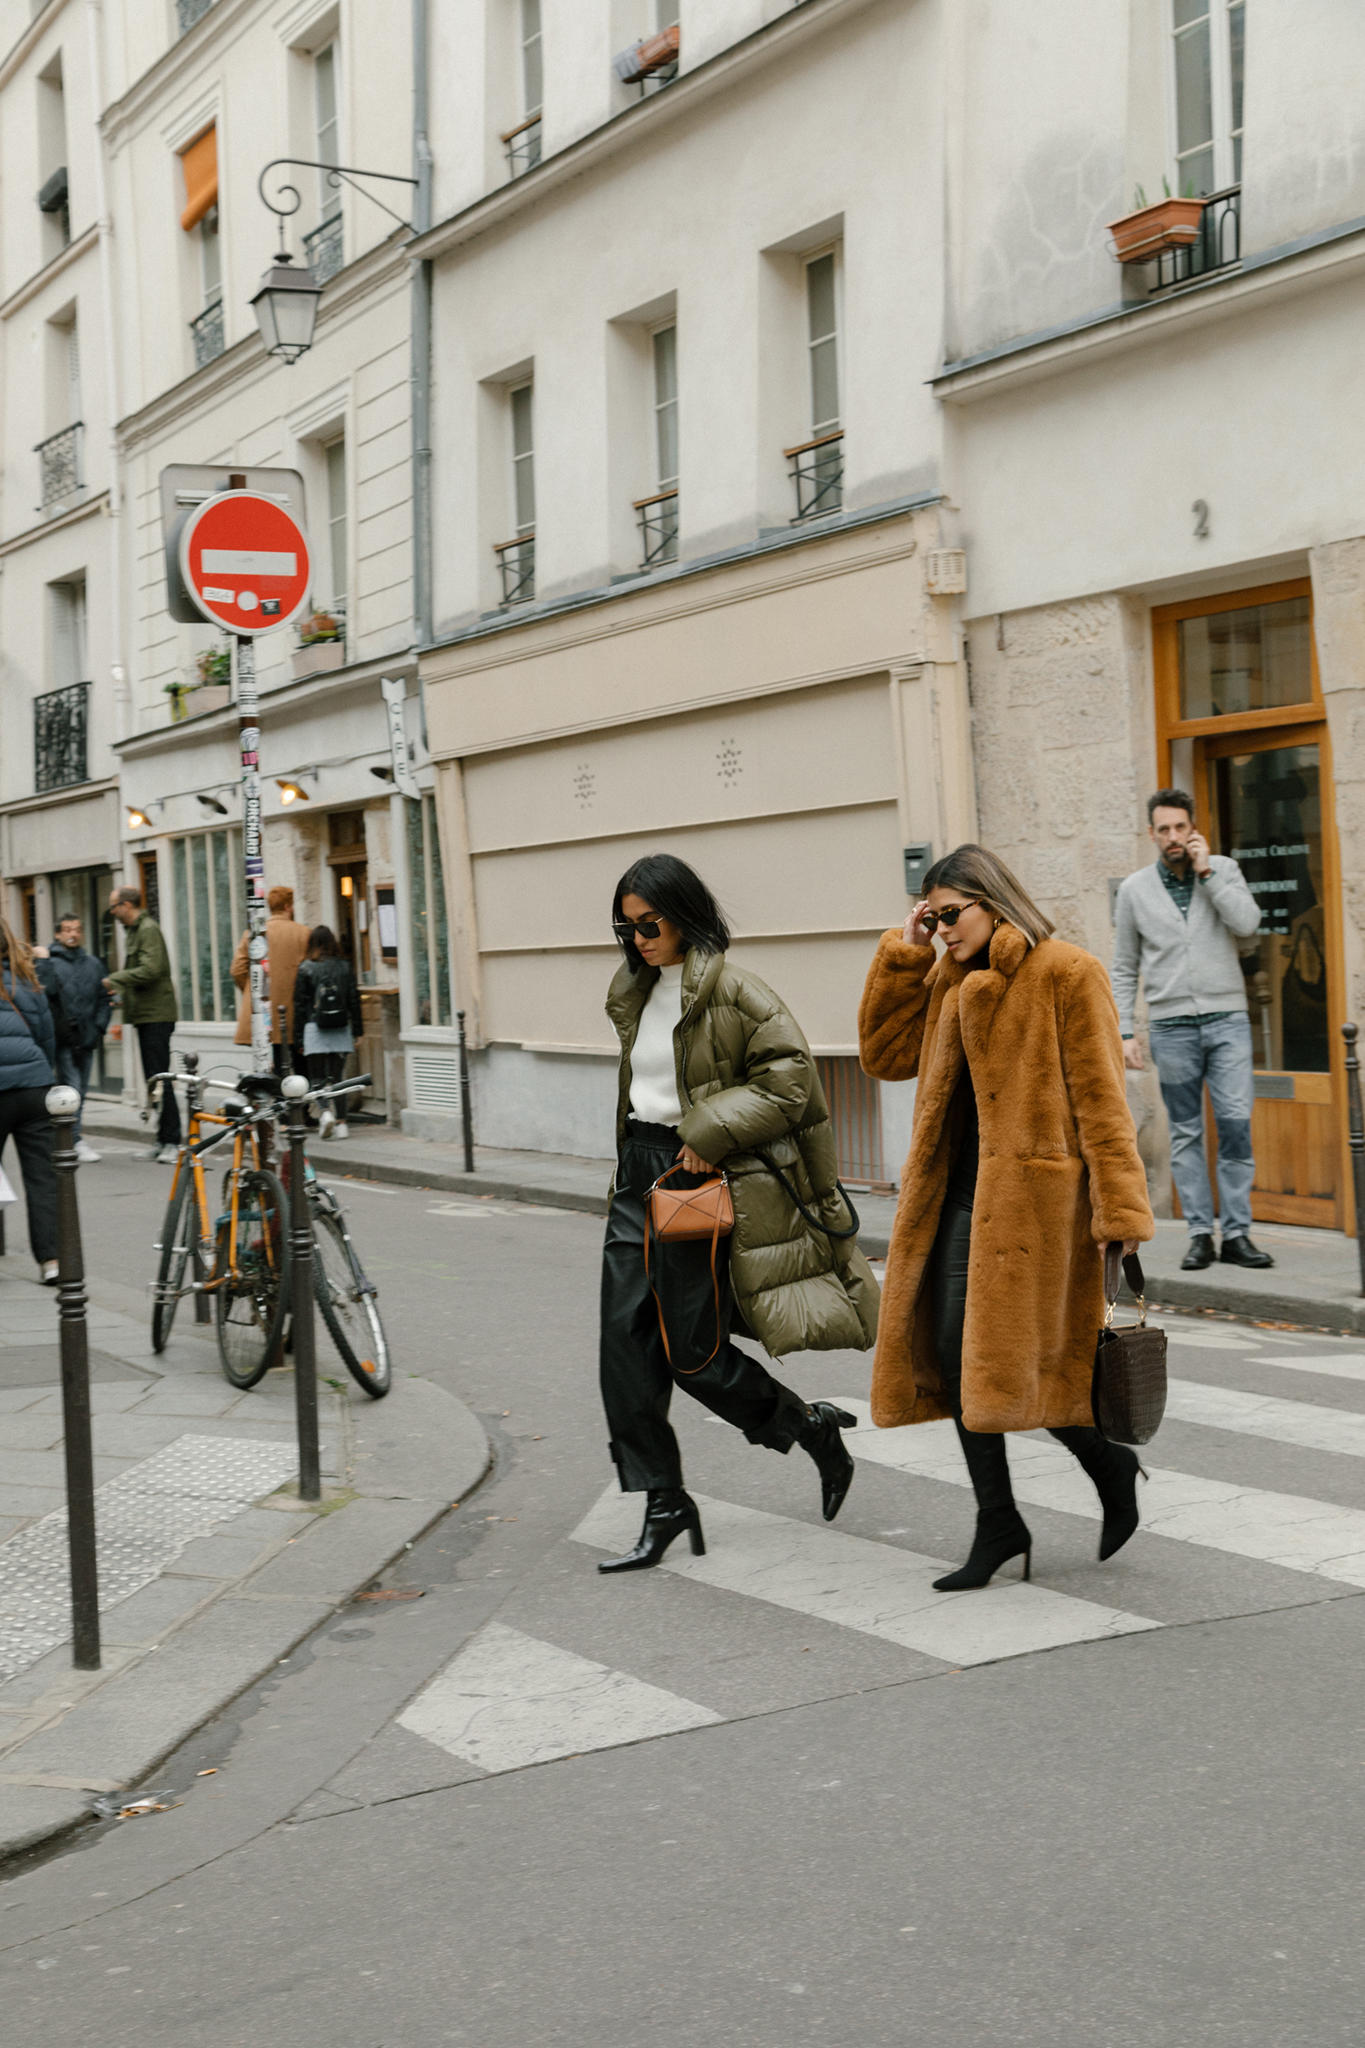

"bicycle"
[148, 1061, 291, 1390]
[281, 1074, 393, 1400]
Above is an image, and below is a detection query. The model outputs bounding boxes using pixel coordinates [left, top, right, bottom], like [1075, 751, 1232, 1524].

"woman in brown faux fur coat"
[859, 844, 1154, 1590]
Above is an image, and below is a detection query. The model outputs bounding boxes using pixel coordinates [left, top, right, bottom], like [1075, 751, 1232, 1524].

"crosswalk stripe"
[1164, 1378, 1365, 1456]
[839, 1402, 1365, 1587]
[572, 1490, 1157, 1666]
[1253, 1353, 1365, 1384]
[398, 1621, 720, 1774]
[1154, 1323, 1268, 1349]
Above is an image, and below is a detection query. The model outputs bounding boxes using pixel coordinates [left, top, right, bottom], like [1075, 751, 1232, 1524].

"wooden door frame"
[1152, 579, 1350, 1230]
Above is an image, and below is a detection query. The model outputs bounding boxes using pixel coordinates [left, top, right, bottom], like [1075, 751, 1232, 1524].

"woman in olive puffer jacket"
[595, 854, 878, 1573]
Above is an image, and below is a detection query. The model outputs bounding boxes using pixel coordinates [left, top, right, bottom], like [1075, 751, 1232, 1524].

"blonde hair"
[0, 916, 39, 991]
[922, 844, 1055, 948]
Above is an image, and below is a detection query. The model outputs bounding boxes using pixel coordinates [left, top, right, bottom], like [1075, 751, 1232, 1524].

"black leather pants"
[931, 1198, 1119, 1513]
[599, 1122, 809, 1492]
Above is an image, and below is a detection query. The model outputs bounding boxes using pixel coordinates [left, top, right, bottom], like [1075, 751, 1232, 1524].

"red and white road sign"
[177, 490, 312, 637]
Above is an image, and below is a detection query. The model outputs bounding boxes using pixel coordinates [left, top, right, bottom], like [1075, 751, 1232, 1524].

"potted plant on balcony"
[1108, 179, 1206, 264]
[192, 643, 233, 713]
[291, 610, 346, 678]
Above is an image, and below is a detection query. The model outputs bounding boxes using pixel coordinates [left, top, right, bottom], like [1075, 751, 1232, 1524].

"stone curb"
[0, 1375, 491, 1867]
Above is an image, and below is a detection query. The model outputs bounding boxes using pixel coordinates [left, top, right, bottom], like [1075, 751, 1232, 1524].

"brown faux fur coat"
[859, 924, 1154, 1434]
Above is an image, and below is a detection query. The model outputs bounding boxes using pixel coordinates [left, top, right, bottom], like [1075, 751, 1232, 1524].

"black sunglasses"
[921, 900, 982, 934]
[614, 914, 664, 941]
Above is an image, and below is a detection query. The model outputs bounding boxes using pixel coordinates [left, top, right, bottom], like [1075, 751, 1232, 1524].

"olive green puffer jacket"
[606, 950, 879, 1357]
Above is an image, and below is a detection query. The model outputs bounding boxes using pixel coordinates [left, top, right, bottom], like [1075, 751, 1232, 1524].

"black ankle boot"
[597, 1489, 705, 1573]
[797, 1402, 858, 1521]
[932, 1509, 1032, 1591]
[1049, 1427, 1146, 1561]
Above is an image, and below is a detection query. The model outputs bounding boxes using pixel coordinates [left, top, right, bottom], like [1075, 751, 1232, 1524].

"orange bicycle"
[148, 1060, 291, 1388]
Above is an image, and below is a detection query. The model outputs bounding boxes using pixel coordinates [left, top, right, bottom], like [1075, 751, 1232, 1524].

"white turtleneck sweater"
[628, 962, 685, 1125]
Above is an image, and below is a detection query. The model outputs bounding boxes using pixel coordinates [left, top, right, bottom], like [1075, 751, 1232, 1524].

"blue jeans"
[54, 1044, 95, 1141]
[1149, 1014, 1255, 1240]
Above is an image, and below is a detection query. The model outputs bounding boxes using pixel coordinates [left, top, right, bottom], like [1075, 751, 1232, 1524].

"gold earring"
[992, 917, 1002, 932]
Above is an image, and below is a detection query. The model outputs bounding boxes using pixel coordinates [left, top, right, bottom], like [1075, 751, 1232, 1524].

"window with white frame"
[806, 250, 840, 437]
[169, 828, 244, 1024]
[1172, 0, 1244, 195]
[406, 793, 451, 1027]
[652, 326, 678, 490]
[315, 41, 341, 216]
[520, 0, 542, 116]
[324, 435, 348, 614]
[510, 382, 535, 534]
[51, 576, 87, 688]
[200, 204, 222, 309]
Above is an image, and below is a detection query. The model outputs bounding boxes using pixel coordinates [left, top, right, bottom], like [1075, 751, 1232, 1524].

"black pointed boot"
[1048, 1427, 1146, 1560]
[933, 1419, 1032, 1591]
[597, 1489, 706, 1573]
[797, 1402, 858, 1521]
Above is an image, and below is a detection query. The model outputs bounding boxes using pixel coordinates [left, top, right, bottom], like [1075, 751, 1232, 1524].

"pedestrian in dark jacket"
[0, 917, 59, 1282]
[104, 886, 180, 1160]
[293, 926, 362, 1140]
[37, 914, 109, 1160]
[595, 853, 878, 1574]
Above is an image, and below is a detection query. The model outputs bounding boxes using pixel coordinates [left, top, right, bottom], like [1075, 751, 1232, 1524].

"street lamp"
[254, 157, 418, 366]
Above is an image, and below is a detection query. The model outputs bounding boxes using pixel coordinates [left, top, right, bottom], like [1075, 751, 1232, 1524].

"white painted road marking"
[840, 1403, 1365, 1587]
[398, 1621, 720, 1773]
[572, 1491, 1157, 1666]
[1253, 1353, 1365, 1384]
[1164, 1378, 1365, 1457]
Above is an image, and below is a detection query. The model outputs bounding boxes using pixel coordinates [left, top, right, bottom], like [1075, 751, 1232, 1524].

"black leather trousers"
[931, 1197, 1118, 1514]
[599, 1122, 809, 1492]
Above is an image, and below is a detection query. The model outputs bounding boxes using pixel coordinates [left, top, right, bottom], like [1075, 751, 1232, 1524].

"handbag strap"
[1103, 1242, 1149, 1325]
[644, 1171, 727, 1376]
[756, 1152, 861, 1240]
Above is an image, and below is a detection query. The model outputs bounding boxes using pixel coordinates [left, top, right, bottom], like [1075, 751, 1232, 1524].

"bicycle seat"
[236, 1073, 283, 1101]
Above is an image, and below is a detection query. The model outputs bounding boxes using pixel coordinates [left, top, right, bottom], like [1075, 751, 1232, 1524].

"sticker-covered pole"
[236, 635, 271, 1074]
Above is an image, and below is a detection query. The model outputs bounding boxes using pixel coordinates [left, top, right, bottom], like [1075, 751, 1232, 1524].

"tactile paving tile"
[0, 1434, 298, 1683]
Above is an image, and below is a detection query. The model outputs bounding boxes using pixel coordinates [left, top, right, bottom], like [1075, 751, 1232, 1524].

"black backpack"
[311, 963, 349, 1032]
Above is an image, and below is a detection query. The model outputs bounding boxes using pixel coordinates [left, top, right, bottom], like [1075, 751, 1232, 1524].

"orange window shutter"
[180, 126, 218, 231]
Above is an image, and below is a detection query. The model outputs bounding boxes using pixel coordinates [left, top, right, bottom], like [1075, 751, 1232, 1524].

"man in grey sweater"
[1112, 788, 1272, 1272]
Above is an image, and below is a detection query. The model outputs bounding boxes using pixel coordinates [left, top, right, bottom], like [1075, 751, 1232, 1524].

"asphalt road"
[0, 1137, 1361, 2046]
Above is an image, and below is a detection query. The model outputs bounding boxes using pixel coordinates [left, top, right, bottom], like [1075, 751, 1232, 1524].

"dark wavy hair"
[307, 924, 342, 960]
[612, 855, 731, 974]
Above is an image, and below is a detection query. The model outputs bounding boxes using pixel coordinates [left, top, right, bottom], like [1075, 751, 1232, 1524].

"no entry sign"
[178, 490, 312, 637]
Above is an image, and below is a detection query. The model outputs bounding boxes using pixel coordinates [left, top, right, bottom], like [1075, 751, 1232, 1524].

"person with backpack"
[35, 913, 110, 1163]
[293, 925, 362, 1139]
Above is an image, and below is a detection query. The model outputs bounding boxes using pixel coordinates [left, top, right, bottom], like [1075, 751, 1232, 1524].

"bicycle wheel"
[312, 1207, 391, 1397]
[150, 1169, 194, 1354]
[215, 1169, 291, 1391]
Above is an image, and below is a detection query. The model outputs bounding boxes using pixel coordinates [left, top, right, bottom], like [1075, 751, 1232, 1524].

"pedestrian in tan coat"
[859, 844, 1154, 1591]
[231, 887, 311, 1060]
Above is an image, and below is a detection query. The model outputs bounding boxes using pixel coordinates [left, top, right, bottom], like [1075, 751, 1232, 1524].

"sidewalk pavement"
[78, 1100, 1365, 1335]
[0, 1256, 489, 1865]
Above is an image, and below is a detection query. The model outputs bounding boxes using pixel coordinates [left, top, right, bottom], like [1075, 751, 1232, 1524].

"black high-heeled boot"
[933, 1418, 1032, 1591]
[798, 1402, 858, 1521]
[1048, 1427, 1146, 1560]
[597, 1489, 706, 1573]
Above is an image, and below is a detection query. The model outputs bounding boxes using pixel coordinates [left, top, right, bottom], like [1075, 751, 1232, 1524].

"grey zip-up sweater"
[1110, 856, 1261, 1037]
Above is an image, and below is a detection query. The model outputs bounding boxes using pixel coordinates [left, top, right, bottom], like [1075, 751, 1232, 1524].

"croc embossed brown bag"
[1092, 1244, 1168, 1445]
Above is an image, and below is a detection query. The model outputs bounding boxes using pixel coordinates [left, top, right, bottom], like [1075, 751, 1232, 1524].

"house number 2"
[1192, 499, 1210, 539]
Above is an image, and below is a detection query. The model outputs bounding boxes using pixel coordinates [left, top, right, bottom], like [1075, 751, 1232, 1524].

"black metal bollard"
[281, 1075, 321, 1502]
[457, 1009, 475, 1174]
[1344, 1024, 1365, 1299]
[47, 1085, 100, 1670]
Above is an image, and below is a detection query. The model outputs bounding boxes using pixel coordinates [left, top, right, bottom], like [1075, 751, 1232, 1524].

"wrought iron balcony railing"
[786, 430, 843, 521]
[635, 489, 679, 567]
[304, 212, 344, 285]
[34, 681, 90, 793]
[190, 297, 225, 370]
[1149, 186, 1241, 293]
[494, 533, 536, 606]
[177, 0, 218, 33]
[502, 114, 543, 178]
[35, 422, 83, 511]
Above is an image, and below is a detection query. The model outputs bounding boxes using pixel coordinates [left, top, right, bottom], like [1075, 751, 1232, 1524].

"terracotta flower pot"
[1108, 196, 1206, 264]
[292, 639, 346, 678]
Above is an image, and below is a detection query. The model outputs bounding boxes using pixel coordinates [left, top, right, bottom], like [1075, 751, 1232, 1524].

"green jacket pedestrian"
[104, 887, 181, 1159]
[594, 853, 878, 1575]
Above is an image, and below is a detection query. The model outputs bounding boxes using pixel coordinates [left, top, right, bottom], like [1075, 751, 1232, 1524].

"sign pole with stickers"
[173, 486, 313, 1075]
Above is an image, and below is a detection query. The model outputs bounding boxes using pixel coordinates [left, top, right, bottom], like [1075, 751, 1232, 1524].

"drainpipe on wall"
[87, 0, 131, 743]
[411, 0, 434, 750]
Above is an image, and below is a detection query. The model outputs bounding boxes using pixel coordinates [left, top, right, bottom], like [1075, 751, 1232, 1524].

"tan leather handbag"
[644, 1166, 734, 1374]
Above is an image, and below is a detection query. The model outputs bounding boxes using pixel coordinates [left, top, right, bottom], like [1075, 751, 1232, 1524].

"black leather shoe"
[1181, 1234, 1215, 1270]
[798, 1402, 857, 1521]
[1219, 1235, 1274, 1269]
[597, 1490, 705, 1573]
[932, 1511, 1032, 1591]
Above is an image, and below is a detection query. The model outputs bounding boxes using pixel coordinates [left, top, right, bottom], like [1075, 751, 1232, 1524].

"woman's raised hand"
[903, 900, 936, 947]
